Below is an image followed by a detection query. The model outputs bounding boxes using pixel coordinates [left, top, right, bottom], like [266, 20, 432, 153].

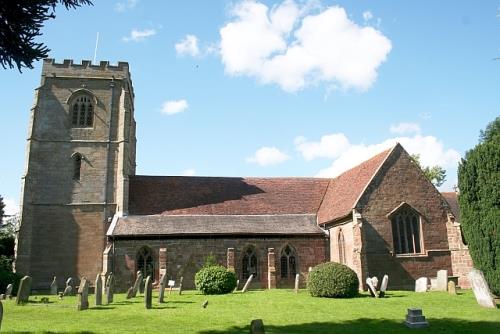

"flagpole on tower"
[93, 32, 99, 63]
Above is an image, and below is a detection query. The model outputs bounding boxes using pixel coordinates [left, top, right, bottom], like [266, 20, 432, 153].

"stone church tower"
[14, 59, 136, 289]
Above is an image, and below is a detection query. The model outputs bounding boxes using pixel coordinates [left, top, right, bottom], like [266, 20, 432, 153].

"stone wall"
[446, 218, 473, 288]
[111, 236, 329, 291]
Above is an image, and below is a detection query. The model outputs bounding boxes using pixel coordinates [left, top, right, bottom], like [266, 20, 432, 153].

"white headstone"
[468, 269, 496, 308]
[415, 277, 428, 292]
[436, 270, 448, 291]
[241, 274, 254, 293]
[371, 276, 379, 290]
[366, 278, 377, 297]
[378, 275, 388, 298]
[294, 274, 300, 293]
[50, 276, 58, 295]
[5, 284, 12, 297]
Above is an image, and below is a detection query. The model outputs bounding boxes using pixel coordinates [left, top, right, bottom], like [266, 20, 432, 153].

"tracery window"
[280, 245, 297, 279]
[242, 246, 257, 280]
[71, 94, 94, 127]
[338, 229, 346, 264]
[73, 153, 82, 181]
[391, 205, 423, 255]
[137, 246, 155, 280]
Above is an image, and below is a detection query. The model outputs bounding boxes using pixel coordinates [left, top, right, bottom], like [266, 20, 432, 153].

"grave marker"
[66, 277, 74, 295]
[158, 273, 167, 303]
[5, 284, 12, 298]
[16, 276, 32, 305]
[126, 287, 134, 299]
[447, 280, 456, 295]
[145, 275, 152, 309]
[105, 273, 114, 304]
[241, 274, 254, 293]
[378, 275, 389, 298]
[77, 277, 89, 311]
[250, 319, 265, 334]
[436, 270, 448, 291]
[404, 308, 429, 328]
[371, 276, 379, 290]
[132, 271, 143, 297]
[366, 277, 377, 297]
[468, 268, 496, 308]
[294, 274, 300, 293]
[95, 274, 102, 306]
[63, 286, 72, 296]
[178, 276, 184, 295]
[415, 277, 428, 293]
[50, 276, 58, 295]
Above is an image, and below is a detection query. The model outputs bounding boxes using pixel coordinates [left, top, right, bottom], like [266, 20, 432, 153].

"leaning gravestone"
[16, 276, 32, 305]
[415, 277, 428, 293]
[366, 277, 377, 297]
[241, 274, 254, 293]
[95, 274, 102, 306]
[234, 279, 240, 292]
[66, 277, 74, 295]
[126, 287, 134, 299]
[158, 273, 167, 303]
[468, 268, 496, 308]
[50, 276, 58, 295]
[63, 286, 72, 296]
[436, 270, 448, 291]
[178, 276, 184, 295]
[77, 277, 89, 311]
[371, 276, 379, 290]
[448, 280, 456, 295]
[378, 275, 389, 298]
[5, 284, 12, 298]
[132, 271, 143, 297]
[105, 273, 114, 304]
[294, 274, 300, 293]
[144, 275, 152, 309]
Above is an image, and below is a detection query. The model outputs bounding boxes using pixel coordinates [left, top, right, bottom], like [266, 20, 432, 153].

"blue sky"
[1, 0, 499, 215]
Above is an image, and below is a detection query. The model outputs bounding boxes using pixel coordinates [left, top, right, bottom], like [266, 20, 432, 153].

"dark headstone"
[95, 274, 102, 306]
[16, 276, 32, 305]
[158, 273, 167, 303]
[144, 275, 152, 309]
[105, 273, 114, 304]
[404, 308, 429, 328]
[178, 276, 184, 295]
[250, 319, 265, 334]
[132, 271, 142, 297]
[77, 277, 89, 311]
[126, 287, 134, 299]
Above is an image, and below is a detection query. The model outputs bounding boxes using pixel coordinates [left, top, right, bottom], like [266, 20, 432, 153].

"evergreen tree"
[458, 117, 500, 295]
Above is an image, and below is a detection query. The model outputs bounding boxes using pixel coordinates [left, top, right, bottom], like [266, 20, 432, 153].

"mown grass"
[2, 289, 499, 333]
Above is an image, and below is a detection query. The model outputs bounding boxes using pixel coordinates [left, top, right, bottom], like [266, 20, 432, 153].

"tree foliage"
[195, 265, 237, 295]
[0, 0, 92, 71]
[458, 118, 500, 295]
[410, 154, 446, 187]
[307, 262, 359, 298]
[0, 195, 4, 225]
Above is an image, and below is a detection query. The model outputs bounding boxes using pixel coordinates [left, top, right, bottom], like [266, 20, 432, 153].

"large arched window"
[390, 204, 423, 255]
[338, 229, 346, 264]
[72, 153, 82, 181]
[242, 246, 257, 280]
[136, 246, 155, 280]
[280, 245, 297, 279]
[71, 94, 94, 127]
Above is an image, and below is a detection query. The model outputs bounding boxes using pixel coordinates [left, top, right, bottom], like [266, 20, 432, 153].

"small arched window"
[242, 246, 257, 280]
[71, 94, 94, 127]
[338, 229, 346, 264]
[72, 153, 82, 181]
[280, 245, 297, 279]
[137, 246, 155, 280]
[391, 205, 423, 255]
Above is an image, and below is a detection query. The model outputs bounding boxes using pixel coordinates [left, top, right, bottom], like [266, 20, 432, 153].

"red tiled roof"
[317, 147, 394, 224]
[128, 176, 330, 215]
[441, 192, 459, 220]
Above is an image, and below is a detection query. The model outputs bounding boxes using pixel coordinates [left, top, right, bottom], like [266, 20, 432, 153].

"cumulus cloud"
[122, 28, 156, 42]
[181, 168, 196, 176]
[3, 198, 19, 216]
[115, 0, 138, 12]
[295, 133, 350, 161]
[219, 0, 392, 92]
[363, 10, 373, 21]
[246, 147, 290, 166]
[390, 122, 421, 135]
[161, 99, 188, 115]
[175, 35, 200, 57]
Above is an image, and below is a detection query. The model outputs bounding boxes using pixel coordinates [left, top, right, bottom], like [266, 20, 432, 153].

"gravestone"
[77, 277, 89, 311]
[468, 268, 496, 308]
[66, 277, 74, 295]
[250, 319, 265, 334]
[0, 300, 3, 331]
[105, 273, 114, 304]
[202, 300, 208, 308]
[241, 274, 254, 293]
[404, 308, 429, 328]
[415, 277, 428, 293]
[366, 277, 377, 297]
[447, 281, 456, 295]
[378, 275, 389, 298]
[294, 274, 300, 293]
[139, 278, 145, 294]
[371, 276, 379, 290]
[144, 275, 152, 309]
[436, 270, 448, 291]
[50, 276, 58, 295]
[63, 286, 72, 296]
[16, 276, 32, 305]
[132, 271, 143, 297]
[5, 284, 12, 298]
[95, 274, 102, 306]
[126, 287, 134, 299]
[233, 280, 240, 292]
[158, 273, 167, 303]
[178, 276, 184, 295]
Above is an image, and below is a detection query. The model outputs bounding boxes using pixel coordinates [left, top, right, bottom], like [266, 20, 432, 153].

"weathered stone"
[158, 273, 167, 303]
[267, 248, 276, 289]
[378, 275, 388, 298]
[371, 276, 379, 290]
[448, 280, 456, 295]
[144, 275, 152, 309]
[468, 268, 496, 308]
[95, 274, 102, 306]
[126, 287, 134, 299]
[77, 277, 89, 311]
[105, 273, 114, 304]
[5, 284, 12, 297]
[66, 277, 74, 291]
[132, 271, 143, 297]
[436, 270, 448, 291]
[227, 248, 235, 271]
[233, 280, 239, 292]
[415, 277, 428, 293]
[294, 274, 300, 293]
[250, 319, 265, 334]
[404, 308, 429, 328]
[50, 276, 58, 295]
[63, 286, 72, 296]
[178, 276, 184, 295]
[366, 277, 377, 297]
[241, 274, 254, 293]
[16, 276, 32, 305]
[202, 300, 208, 308]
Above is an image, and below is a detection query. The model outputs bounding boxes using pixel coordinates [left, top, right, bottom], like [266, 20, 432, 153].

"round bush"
[307, 262, 359, 298]
[195, 265, 237, 295]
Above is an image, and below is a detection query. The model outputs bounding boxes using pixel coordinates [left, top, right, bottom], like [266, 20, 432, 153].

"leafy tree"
[0, 195, 4, 225]
[410, 154, 447, 187]
[0, 0, 93, 71]
[458, 117, 500, 295]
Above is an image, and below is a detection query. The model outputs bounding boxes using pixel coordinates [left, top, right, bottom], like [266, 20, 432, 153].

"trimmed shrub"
[307, 262, 359, 298]
[195, 265, 237, 295]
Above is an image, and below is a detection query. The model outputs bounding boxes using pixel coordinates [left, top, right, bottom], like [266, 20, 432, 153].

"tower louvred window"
[71, 94, 94, 127]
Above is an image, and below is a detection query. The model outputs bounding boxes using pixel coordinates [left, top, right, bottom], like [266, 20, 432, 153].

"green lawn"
[2, 290, 499, 333]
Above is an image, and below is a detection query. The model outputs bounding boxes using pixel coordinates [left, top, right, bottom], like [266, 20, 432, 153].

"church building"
[14, 59, 472, 291]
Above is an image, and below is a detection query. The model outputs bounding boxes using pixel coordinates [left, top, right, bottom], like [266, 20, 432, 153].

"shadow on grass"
[88, 306, 116, 310]
[197, 318, 500, 334]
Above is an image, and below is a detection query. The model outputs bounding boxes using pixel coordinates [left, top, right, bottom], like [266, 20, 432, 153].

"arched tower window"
[280, 245, 297, 279]
[72, 153, 82, 181]
[242, 246, 257, 280]
[136, 246, 155, 280]
[338, 229, 346, 264]
[390, 204, 423, 255]
[71, 94, 94, 127]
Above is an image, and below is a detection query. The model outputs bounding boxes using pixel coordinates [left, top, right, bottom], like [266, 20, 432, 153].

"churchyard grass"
[2, 289, 498, 333]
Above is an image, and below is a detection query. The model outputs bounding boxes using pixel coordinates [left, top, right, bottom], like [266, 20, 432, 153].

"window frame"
[67, 90, 96, 129]
[242, 245, 258, 280]
[279, 244, 298, 280]
[388, 203, 425, 256]
[136, 246, 155, 281]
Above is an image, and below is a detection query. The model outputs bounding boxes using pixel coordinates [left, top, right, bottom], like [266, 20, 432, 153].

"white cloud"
[3, 198, 19, 216]
[122, 28, 156, 42]
[181, 168, 196, 176]
[390, 122, 421, 135]
[161, 99, 188, 115]
[295, 133, 350, 161]
[363, 10, 373, 21]
[115, 0, 138, 12]
[219, 0, 392, 92]
[175, 35, 200, 57]
[246, 147, 290, 166]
